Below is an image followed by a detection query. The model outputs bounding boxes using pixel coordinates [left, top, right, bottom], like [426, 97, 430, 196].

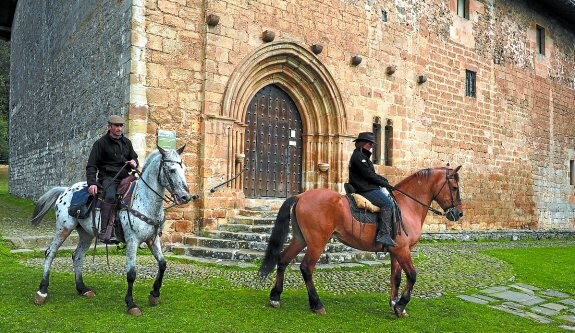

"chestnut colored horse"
[259, 165, 463, 317]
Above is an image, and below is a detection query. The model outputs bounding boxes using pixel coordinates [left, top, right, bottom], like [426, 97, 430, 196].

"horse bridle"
[133, 156, 185, 208]
[392, 168, 461, 218]
[430, 169, 461, 220]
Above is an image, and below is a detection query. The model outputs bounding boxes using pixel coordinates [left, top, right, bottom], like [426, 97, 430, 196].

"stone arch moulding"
[219, 41, 349, 193]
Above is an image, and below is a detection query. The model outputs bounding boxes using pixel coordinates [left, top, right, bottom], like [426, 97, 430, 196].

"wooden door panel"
[244, 85, 302, 198]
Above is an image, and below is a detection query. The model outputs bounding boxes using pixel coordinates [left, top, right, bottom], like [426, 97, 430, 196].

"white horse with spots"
[30, 146, 193, 316]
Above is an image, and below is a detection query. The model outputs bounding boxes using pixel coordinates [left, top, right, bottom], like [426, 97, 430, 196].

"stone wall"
[9, 0, 575, 237]
[9, 0, 132, 198]
[195, 0, 575, 231]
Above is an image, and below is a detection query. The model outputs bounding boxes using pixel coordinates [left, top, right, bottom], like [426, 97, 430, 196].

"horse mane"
[395, 168, 433, 187]
[141, 150, 161, 174]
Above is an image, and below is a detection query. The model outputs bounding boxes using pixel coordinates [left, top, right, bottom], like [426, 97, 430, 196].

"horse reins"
[391, 168, 460, 217]
[131, 157, 183, 209]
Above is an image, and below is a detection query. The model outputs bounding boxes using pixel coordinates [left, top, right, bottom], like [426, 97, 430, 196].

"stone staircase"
[166, 201, 390, 265]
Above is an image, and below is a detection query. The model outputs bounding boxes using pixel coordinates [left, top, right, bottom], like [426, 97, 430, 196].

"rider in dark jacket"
[349, 132, 397, 247]
[86, 115, 138, 243]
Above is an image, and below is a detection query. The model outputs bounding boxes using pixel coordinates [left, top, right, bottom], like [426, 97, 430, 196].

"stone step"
[222, 223, 274, 233]
[168, 245, 391, 265]
[230, 216, 276, 225]
[181, 235, 363, 253]
[237, 208, 278, 218]
[5, 234, 80, 250]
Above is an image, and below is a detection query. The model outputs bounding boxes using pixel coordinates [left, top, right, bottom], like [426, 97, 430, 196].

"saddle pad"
[120, 181, 137, 207]
[345, 194, 378, 224]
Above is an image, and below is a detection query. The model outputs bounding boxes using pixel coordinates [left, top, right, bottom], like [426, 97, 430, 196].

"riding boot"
[99, 202, 118, 244]
[376, 208, 397, 247]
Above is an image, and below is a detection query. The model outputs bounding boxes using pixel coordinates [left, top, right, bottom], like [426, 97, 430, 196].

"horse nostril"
[459, 212, 464, 218]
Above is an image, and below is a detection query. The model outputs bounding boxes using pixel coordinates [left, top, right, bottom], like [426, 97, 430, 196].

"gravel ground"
[3, 217, 573, 298]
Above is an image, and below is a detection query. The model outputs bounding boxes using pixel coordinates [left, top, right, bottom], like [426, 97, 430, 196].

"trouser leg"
[99, 178, 119, 244]
[376, 208, 397, 247]
[99, 201, 115, 241]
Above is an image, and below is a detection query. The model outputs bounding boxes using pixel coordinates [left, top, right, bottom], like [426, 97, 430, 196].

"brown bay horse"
[259, 165, 463, 317]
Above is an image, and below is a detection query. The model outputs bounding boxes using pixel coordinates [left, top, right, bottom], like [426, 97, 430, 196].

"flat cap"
[107, 115, 125, 124]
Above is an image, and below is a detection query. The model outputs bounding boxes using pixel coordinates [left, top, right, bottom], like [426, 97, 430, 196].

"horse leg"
[124, 241, 142, 316]
[269, 238, 305, 308]
[391, 250, 416, 317]
[300, 247, 325, 315]
[34, 228, 71, 305]
[388, 257, 402, 309]
[73, 228, 96, 298]
[145, 238, 166, 306]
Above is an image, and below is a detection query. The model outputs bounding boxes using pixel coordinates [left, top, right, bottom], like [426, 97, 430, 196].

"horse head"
[157, 145, 192, 205]
[433, 165, 463, 222]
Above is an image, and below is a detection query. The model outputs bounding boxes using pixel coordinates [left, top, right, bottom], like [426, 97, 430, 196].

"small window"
[570, 160, 574, 186]
[457, 0, 469, 19]
[381, 10, 388, 22]
[536, 25, 545, 55]
[465, 70, 476, 97]
[384, 120, 393, 166]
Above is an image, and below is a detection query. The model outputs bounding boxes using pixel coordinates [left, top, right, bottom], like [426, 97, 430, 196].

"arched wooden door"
[244, 85, 303, 198]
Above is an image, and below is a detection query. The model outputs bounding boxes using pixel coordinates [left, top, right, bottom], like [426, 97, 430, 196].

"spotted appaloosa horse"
[30, 146, 193, 315]
[259, 165, 463, 317]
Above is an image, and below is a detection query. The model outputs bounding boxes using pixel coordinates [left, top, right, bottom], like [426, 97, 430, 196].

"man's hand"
[88, 185, 98, 196]
[127, 160, 137, 169]
[381, 180, 394, 191]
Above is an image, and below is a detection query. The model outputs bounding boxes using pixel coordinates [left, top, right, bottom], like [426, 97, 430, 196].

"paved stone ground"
[458, 283, 575, 331]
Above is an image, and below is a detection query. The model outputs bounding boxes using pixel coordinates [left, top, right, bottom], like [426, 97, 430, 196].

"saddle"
[68, 174, 138, 219]
[343, 183, 406, 236]
[343, 183, 378, 224]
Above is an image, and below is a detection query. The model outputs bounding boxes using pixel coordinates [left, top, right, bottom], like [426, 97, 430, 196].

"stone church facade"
[9, 0, 575, 241]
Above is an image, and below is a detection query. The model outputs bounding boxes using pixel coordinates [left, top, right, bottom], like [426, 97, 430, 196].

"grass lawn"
[0, 241, 573, 333]
[0, 165, 39, 219]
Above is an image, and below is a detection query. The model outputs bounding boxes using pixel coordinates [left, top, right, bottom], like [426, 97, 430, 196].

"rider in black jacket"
[349, 132, 397, 247]
[86, 115, 138, 243]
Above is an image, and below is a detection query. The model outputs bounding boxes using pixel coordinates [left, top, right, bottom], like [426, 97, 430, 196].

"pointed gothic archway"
[220, 41, 348, 196]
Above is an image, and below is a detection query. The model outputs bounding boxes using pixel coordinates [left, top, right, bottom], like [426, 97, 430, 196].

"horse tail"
[31, 187, 66, 226]
[259, 196, 299, 280]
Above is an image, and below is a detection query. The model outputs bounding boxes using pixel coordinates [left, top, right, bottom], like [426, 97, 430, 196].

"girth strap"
[124, 207, 162, 226]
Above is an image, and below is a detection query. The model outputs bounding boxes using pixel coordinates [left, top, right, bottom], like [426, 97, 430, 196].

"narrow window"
[372, 120, 381, 165]
[465, 70, 476, 97]
[384, 119, 393, 166]
[570, 160, 574, 186]
[381, 10, 388, 22]
[457, 0, 469, 19]
[536, 25, 545, 55]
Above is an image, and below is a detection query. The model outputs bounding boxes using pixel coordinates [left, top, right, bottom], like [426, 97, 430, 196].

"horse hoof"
[393, 306, 408, 317]
[269, 300, 281, 308]
[149, 295, 160, 306]
[82, 290, 96, 298]
[128, 307, 142, 316]
[34, 293, 47, 305]
[312, 307, 326, 315]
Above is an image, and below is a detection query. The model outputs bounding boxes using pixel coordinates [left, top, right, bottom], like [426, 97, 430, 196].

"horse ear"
[157, 145, 166, 156]
[176, 145, 186, 155]
[454, 165, 462, 173]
